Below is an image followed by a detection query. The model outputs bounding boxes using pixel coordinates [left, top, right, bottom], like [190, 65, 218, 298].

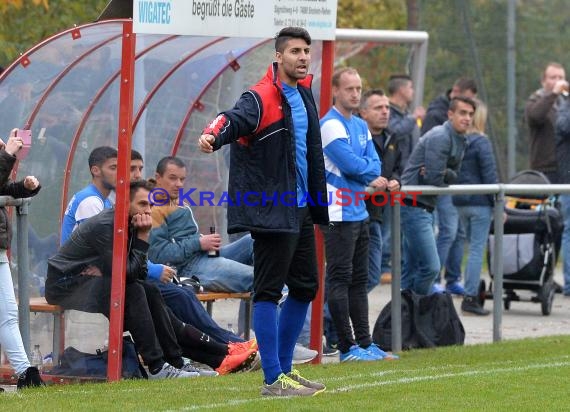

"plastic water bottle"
[31, 344, 43, 371]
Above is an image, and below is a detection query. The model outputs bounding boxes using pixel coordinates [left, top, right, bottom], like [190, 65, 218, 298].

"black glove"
[443, 168, 458, 184]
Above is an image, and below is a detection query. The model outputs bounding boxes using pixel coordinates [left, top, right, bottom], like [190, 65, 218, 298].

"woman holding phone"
[0, 128, 43, 390]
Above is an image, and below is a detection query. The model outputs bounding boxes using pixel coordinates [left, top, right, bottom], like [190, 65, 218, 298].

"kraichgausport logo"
[147, 188, 422, 207]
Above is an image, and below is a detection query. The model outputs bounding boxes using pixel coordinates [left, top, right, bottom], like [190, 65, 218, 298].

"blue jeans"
[560, 195, 570, 294]
[456, 206, 492, 296]
[150, 279, 243, 343]
[381, 206, 392, 273]
[401, 205, 440, 295]
[179, 234, 254, 293]
[367, 220, 383, 292]
[0, 258, 31, 375]
[435, 195, 462, 284]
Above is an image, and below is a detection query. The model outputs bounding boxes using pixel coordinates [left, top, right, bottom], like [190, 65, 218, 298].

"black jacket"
[421, 92, 451, 135]
[365, 129, 402, 222]
[389, 103, 419, 169]
[0, 150, 41, 249]
[46, 208, 149, 300]
[203, 63, 329, 233]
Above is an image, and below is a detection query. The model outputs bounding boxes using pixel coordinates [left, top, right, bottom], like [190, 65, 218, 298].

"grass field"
[3, 335, 570, 411]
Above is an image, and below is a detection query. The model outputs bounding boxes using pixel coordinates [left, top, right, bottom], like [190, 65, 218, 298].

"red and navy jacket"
[202, 62, 328, 234]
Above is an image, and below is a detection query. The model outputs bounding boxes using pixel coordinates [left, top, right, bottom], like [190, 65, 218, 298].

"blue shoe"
[446, 281, 465, 295]
[364, 344, 399, 360]
[431, 283, 445, 294]
[339, 345, 378, 362]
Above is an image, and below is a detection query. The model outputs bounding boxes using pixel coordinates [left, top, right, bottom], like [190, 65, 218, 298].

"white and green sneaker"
[287, 369, 326, 393]
[261, 373, 321, 397]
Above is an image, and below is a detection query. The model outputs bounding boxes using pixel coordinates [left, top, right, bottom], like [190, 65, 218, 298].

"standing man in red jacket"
[199, 27, 328, 397]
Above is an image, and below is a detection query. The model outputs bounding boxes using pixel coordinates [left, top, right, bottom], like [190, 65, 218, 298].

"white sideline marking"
[332, 360, 570, 393]
[180, 359, 570, 410]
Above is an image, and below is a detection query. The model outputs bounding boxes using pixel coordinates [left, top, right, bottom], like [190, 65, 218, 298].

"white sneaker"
[149, 362, 199, 379]
[292, 343, 317, 364]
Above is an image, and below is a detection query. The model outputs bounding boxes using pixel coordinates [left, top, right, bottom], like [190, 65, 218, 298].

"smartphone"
[15, 129, 32, 160]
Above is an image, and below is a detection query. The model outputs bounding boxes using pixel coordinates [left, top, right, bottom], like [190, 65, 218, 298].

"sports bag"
[373, 289, 465, 351]
[46, 337, 146, 379]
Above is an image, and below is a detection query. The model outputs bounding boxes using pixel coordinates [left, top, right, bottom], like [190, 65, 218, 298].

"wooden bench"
[196, 292, 252, 340]
[29, 297, 65, 366]
[22, 291, 252, 367]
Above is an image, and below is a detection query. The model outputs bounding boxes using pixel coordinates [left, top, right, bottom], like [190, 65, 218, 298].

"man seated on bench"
[148, 156, 254, 295]
[45, 180, 258, 378]
[148, 156, 254, 337]
[60, 146, 117, 245]
[59, 147, 251, 346]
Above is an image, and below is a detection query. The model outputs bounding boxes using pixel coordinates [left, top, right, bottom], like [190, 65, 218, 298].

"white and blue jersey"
[60, 184, 112, 245]
[320, 107, 381, 222]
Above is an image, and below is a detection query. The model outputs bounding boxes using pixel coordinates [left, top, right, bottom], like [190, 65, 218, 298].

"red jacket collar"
[266, 62, 313, 90]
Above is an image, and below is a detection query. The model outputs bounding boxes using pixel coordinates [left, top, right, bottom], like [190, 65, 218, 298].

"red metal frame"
[58, 34, 180, 224]
[310, 40, 334, 364]
[0, 20, 125, 82]
[170, 39, 271, 154]
[107, 21, 136, 382]
[131, 37, 225, 130]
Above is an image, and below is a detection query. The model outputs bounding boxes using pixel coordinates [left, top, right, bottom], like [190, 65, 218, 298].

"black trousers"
[321, 220, 372, 353]
[46, 276, 182, 370]
[250, 207, 318, 304]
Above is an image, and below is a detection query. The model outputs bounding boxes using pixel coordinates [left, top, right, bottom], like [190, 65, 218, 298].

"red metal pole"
[310, 40, 334, 364]
[107, 20, 135, 382]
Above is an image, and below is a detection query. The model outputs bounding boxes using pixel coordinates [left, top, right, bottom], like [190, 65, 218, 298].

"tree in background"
[1, 0, 569, 176]
[0, 0, 106, 66]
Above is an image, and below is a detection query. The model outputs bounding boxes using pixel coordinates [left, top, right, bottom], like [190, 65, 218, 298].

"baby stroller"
[482, 170, 563, 315]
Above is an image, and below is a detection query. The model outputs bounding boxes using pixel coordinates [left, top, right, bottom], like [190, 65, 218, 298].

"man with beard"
[199, 27, 328, 396]
[60, 146, 117, 244]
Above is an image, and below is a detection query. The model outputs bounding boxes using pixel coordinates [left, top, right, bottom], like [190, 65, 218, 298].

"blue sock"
[278, 295, 310, 374]
[253, 301, 281, 384]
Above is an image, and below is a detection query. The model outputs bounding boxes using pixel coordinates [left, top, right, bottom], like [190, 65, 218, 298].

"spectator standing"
[320, 68, 395, 362]
[400, 96, 476, 295]
[381, 75, 424, 284]
[199, 27, 328, 397]
[388, 74, 425, 169]
[526, 62, 568, 184]
[359, 88, 402, 292]
[453, 100, 497, 315]
[0, 129, 44, 389]
[422, 78, 478, 294]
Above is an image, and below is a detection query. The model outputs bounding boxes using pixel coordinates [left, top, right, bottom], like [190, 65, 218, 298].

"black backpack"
[46, 337, 146, 379]
[373, 289, 465, 351]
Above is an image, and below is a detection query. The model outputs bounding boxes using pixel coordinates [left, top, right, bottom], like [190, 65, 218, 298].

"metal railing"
[389, 184, 570, 352]
[3, 183, 570, 358]
[0, 196, 32, 355]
